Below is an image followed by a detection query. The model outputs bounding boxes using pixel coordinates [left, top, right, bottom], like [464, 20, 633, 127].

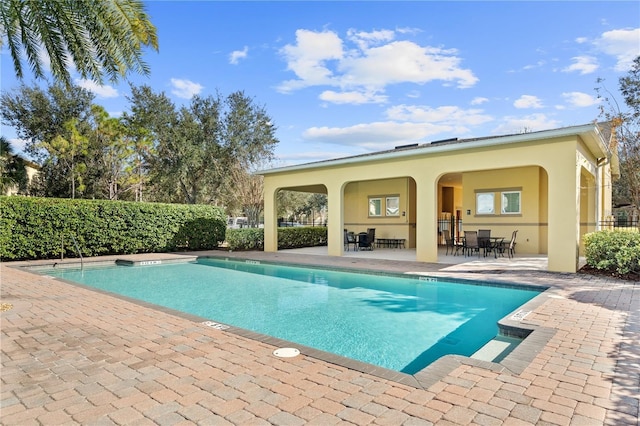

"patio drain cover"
[273, 348, 300, 358]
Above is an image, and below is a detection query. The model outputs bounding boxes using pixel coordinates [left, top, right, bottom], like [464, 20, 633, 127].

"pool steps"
[471, 335, 522, 362]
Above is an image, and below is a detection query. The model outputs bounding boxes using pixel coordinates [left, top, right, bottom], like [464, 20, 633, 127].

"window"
[386, 196, 400, 216]
[368, 197, 382, 217]
[476, 192, 495, 215]
[501, 191, 521, 214]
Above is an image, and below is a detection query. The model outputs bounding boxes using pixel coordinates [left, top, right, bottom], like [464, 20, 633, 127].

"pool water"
[43, 258, 540, 374]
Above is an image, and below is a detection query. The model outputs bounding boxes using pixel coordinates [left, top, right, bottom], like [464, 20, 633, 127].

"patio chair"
[463, 231, 481, 257]
[358, 231, 373, 250]
[344, 229, 358, 251]
[478, 229, 491, 257]
[443, 229, 461, 256]
[500, 230, 518, 259]
[367, 228, 376, 249]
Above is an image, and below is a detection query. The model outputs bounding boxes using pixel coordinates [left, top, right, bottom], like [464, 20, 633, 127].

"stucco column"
[263, 182, 278, 252]
[546, 162, 579, 273]
[415, 176, 438, 263]
[326, 182, 344, 257]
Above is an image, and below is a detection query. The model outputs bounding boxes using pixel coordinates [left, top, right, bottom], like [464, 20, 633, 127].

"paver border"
[9, 253, 557, 391]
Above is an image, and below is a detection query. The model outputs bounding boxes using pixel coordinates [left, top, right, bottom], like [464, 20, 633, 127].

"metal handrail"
[70, 235, 84, 271]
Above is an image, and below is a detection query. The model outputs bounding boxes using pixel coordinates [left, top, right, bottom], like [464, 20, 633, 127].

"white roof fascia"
[258, 123, 604, 175]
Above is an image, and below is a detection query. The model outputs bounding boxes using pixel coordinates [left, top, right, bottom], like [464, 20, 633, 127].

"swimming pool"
[42, 258, 541, 374]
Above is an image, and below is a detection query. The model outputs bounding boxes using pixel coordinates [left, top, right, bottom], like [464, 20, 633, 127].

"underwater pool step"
[115, 256, 197, 266]
[471, 335, 522, 363]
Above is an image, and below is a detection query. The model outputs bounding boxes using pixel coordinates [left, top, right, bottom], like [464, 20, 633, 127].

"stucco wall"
[462, 166, 544, 254]
[344, 178, 413, 245]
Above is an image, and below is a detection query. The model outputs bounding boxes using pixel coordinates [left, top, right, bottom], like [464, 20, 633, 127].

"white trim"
[259, 123, 608, 175]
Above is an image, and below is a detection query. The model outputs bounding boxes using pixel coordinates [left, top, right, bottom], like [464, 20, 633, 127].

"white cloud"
[514, 95, 543, 109]
[562, 56, 599, 75]
[278, 29, 344, 93]
[492, 114, 561, 135]
[170, 78, 204, 99]
[575, 37, 588, 44]
[594, 28, 640, 71]
[75, 79, 119, 98]
[229, 46, 249, 65]
[277, 28, 478, 102]
[471, 97, 489, 105]
[301, 104, 492, 151]
[386, 105, 492, 127]
[303, 121, 452, 150]
[319, 90, 387, 104]
[347, 28, 395, 50]
[562, 92, 599, 108]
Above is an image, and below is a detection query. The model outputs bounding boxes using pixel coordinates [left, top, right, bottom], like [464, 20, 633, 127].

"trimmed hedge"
[584, 230, 640, 275]
[0, 196, 226, 260]
[225, 226, 328, 251]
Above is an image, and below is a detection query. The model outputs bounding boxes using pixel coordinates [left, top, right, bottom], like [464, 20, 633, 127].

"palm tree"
[0, 0, 158, 86]
[0, 136, 28, 194]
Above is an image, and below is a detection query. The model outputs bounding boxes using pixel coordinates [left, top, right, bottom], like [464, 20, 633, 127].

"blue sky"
[1, 1, 639, 166]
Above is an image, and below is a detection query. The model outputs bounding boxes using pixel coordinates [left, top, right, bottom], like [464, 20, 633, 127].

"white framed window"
[476, 192, 495, 215]
[501, 191, 521, 214]
[386, 196, 400, 216]
[368, 197, 382, 217]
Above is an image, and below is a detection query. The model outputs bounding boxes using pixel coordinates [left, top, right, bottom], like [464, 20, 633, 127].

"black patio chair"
[344, 230, 358, 251]
[358, 231, 373, 250]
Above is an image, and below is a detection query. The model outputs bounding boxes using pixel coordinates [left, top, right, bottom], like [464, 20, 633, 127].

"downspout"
[596, 156, 610, 231]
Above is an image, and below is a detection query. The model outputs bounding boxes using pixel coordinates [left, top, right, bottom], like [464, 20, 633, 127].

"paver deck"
[1, 250, 638, 425]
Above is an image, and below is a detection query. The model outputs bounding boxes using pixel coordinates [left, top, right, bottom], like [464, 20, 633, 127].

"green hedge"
[225, 227, 328, 251]
[584, 230, 640, 275]
[0, 196, 226, 260]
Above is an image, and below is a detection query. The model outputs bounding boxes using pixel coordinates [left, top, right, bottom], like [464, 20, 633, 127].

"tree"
[0, 0, 158, 86]
[0, 136, 28, 194]
[0, 82, 95, 162]
[45, 119, 89, 198]
[225, 160, 269, 227]
[87, 105, 135, 200]
[597, 56, 640, 208]
[126, 86, 278, 205]
[0, 82, 95, 197]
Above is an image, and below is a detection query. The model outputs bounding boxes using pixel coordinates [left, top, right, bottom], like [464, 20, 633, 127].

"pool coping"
[10, 252, 557, 390]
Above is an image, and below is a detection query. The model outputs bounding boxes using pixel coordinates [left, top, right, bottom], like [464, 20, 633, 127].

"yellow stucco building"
[259, 123, 618, 273]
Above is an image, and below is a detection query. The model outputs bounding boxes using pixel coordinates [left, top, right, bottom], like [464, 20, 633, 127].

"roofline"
[258, 123, 609, 175]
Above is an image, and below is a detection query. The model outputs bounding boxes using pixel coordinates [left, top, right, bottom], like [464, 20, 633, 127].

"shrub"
[584, 230, 640, 276]
[0, 196, 226, 260]
[225, 228, 264, 250]
[278, 226, 327, 248]
[225, 226, 328, 251]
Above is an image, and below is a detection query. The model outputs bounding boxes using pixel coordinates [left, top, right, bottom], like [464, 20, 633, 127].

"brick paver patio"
[1, 250, 638, 425]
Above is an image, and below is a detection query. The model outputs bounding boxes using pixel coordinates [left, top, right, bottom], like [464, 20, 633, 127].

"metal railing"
[437, 218, 463, 244]
[599, 218, 639, 231]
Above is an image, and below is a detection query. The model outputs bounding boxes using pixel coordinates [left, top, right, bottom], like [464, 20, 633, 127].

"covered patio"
[260, 123, 617, 274]
[285, 245, 553, 272]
